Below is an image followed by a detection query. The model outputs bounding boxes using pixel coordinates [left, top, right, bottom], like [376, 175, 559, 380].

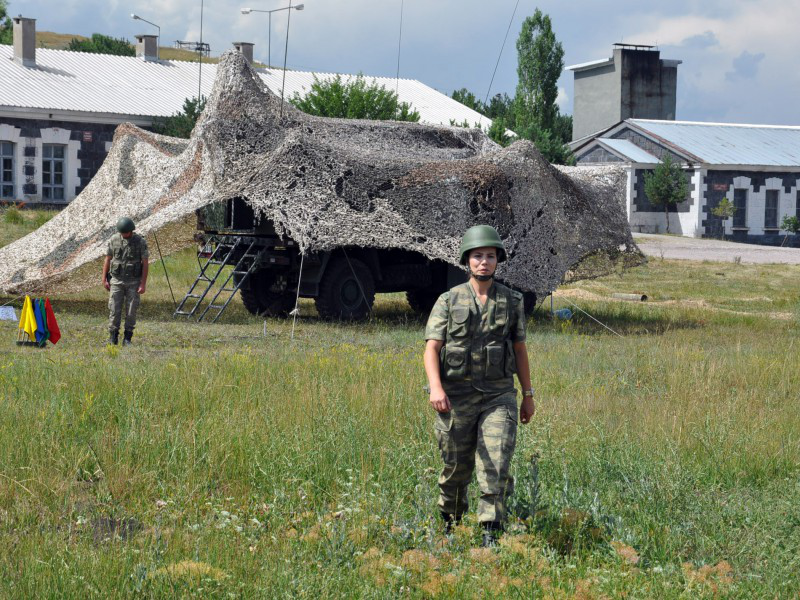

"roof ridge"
[631, 118, 800, 130]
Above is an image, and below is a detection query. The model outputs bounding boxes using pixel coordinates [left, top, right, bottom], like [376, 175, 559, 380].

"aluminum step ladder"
[174, 237, 263, 323]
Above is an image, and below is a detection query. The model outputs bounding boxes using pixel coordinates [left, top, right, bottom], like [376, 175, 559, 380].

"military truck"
[182, 197, 536, 322]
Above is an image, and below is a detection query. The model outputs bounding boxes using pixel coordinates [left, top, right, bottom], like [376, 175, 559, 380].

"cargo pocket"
[434, 411, 455, 461]
[504, 340, 517, 377]
[484, 344, 506, 380]
[443, 347, 468, 380]
[449, 307, 471, 338]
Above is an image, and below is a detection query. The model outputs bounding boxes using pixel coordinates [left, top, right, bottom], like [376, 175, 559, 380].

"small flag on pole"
[19, 296, 37, 341]
[45, 298, 61, 344]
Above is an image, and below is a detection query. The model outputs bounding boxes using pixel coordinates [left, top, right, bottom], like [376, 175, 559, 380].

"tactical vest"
[109, 233, 144, 280]
[440, 282, 520, 390]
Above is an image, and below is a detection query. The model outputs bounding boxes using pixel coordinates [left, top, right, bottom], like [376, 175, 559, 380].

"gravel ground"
[632, 232, 800, 264]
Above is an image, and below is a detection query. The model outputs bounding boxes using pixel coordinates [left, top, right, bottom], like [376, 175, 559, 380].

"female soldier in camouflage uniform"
[424, 225, 535, 547]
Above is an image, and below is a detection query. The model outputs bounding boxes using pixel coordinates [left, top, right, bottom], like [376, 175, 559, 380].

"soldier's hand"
[137, 284, 146, 294]
[429, 387, 451, 413]
[520, 397, 535, 424]
[103, 279, 110, 291]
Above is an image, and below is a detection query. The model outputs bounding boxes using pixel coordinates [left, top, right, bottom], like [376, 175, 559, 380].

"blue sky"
[16, 0, 800, 125]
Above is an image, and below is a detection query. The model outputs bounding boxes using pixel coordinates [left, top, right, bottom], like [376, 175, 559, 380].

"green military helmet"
[459, 225, 506, 265]
[116, 217, 136, 233]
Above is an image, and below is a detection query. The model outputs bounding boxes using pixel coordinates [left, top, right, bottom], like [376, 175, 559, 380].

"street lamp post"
[130, 13, 161, 60]
[241, 4, 304, 68]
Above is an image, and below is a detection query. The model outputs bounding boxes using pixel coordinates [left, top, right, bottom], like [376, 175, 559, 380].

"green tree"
[67, 33, 135, 56]
[451, 88, 485, 114]
[781, 215, 800, 245]
[643, 155, 689, 234]
[515, 9, 564, 134]
[0, 1, 13, 45]
[151, 97, 206, 139]
[291, 75, 420, 122]
[514, 10, 573, 163]
[552, 112, 573, 145]
[487, 118, 512, 147]
[711, 197, 735, 239]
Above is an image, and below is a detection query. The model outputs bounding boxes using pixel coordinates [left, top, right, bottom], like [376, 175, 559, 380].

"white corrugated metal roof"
[598, 138, 660, 164]
[628, 119, 800, 166]
[0, 46, 491, 128]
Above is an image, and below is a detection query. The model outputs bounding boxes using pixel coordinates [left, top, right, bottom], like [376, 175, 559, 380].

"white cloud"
[623, 0, 800, 123]
[556, 87, 569, 111]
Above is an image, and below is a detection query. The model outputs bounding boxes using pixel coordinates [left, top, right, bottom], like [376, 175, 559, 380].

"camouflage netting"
[0, 50, 643, 299]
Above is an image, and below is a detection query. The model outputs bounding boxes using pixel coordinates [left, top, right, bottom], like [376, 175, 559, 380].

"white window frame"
[732, 188, 748, 229]
[42, 144, 67, 202]
[764, 189, 779, 229]
[0, 141, 14, 199]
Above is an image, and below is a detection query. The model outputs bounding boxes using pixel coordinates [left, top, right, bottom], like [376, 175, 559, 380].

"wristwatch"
[522, 388, 535, 398]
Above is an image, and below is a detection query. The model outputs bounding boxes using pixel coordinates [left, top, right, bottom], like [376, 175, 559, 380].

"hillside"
[34, 30, 221, 64]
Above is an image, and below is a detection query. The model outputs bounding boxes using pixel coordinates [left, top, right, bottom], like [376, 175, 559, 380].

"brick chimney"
[135, 34, 159, 61]
[233, 42, 254, 65]
[13, 16, 36, 68]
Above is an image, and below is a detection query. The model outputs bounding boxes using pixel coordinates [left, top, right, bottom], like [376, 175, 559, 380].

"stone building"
[0, 16, 491, 206]
[567, 44, 680, 142]
[570, 119, 800, 245]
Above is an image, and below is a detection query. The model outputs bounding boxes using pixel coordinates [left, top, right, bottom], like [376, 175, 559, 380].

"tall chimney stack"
[13, 17, 36, 68]
[233, 42, 254, 65]
[135, 34, 159, 61]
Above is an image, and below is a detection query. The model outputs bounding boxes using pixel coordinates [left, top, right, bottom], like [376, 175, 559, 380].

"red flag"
[44, 298, 61, 344]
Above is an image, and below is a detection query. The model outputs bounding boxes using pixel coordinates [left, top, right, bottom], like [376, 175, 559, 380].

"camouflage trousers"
[435, 389, 518, 523]
[108, 280, 140, 334]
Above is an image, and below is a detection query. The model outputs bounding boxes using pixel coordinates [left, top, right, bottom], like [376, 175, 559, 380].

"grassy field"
[1, 217, 799, 598]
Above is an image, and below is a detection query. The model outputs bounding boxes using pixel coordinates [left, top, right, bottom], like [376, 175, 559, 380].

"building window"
[42, 144, 66, 201]
[765, 190, 779, 229]
[0, 141, 13, 199]
[796, 190, 800, 220]
[733, 188, 747, 228]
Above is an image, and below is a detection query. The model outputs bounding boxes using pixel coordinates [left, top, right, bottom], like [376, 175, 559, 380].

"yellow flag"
[18, 296, 29, 332]
[21, 295, 37, 340]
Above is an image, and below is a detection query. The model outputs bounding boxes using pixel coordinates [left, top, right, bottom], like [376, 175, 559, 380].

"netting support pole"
[153, 232, 177, 308]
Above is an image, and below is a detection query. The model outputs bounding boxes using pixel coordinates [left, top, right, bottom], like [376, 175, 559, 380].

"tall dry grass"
[1, 244, 799, 597]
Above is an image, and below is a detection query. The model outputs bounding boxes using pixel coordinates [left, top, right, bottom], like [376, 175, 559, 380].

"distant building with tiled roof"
[1, 17, 492, 205]
[570, 119, 800, 245]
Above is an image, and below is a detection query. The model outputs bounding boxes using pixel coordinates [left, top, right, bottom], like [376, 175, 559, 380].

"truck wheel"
[315, 257, 375, 321]
[522, 292, 537, 317]
[406, 288, 443, 316]
[237, 271, 295, 317]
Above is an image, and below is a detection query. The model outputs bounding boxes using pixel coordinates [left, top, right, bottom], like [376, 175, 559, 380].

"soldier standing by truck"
[423, 225, 535, 547]
[102, 217, 149, 346]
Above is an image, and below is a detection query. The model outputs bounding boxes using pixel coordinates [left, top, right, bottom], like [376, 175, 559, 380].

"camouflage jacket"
[106, 233, 149, 283]
[425, 281, 526, 396]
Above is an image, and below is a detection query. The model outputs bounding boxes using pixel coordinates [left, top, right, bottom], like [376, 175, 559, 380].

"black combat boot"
[122, 330, 134, 346]
[480, 521, 502, 548]
[108, 330, 119, 346]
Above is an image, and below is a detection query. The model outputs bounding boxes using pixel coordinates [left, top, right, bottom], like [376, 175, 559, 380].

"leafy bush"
[151, 97, 206, 139]
[67, 33, 135, 56]
[291, 75, 420, 122]
[781, 215, 800, 234]
[3, 205, 23, 225]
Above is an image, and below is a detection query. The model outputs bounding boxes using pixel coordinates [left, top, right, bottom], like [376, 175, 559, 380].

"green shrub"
[3, 205, 23, 225]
